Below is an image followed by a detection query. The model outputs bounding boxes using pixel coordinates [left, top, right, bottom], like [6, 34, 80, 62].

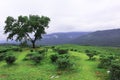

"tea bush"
[50, 54, 58, 63]
[31, 54, 44, 64]
[110, 60, 120, 80]
[57, 49, 68, 55]
[5, 56, 16, 65]
[56, 54, 72, 70]
[98, 55, 116, 69]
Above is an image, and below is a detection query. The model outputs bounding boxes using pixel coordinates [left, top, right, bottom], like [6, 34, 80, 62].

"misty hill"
[36, 32, 89, 45]
[71, 29, 120, 47]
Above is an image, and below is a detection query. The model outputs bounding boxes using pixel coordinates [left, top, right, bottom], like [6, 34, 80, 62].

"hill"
[71, 29, 120, 47]
[36, 32, 89, 45]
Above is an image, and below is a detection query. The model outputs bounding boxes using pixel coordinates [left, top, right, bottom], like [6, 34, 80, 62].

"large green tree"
[4, 15, 50, 48]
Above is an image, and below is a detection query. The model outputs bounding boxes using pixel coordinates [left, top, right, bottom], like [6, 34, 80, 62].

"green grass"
[0, 44, 119, 80]
[69, 51, 107, 80]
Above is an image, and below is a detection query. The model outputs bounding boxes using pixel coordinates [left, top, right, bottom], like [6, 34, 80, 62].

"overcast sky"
[0, 0, 120, 40]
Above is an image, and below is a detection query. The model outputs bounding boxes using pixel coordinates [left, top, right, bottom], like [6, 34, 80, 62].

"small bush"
[57, 49, 68, 55]
[38, 49, 45, 54]
[12, 47, 22, 52]
[110, 61, 120, 80]
[85, 50, 90, 53]
[56, 54, 72, 70]
[31, 54, 43, 64]
[52, 48, 59, 52]
[70, 49, 74, 51]
[86, 53, 95, 60]
[98, 55, 115, 69]
[85, 50, 96, 60]
[5, 56, 16, 65]
[50, 54, 58, 63]
[30, 49, 34, 52]
[92, 50, 99, 55]
[74, 49, 77, 52]
[51, 46, 55, 49]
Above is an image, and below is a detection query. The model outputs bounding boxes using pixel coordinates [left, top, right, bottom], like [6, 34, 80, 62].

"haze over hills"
[71, 29, 120, 47]
[36, 32, 90, 45]
[1, 29, 120, 47]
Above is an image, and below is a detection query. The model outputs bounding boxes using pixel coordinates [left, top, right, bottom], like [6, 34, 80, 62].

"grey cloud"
[0, 0, 120, 38]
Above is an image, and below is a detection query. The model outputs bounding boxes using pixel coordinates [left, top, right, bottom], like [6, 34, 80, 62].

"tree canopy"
[4, 15, 50, 48]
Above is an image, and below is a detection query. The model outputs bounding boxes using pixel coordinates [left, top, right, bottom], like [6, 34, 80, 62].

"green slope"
[0, 46, 109, 80]
[70, 51, 101, 80]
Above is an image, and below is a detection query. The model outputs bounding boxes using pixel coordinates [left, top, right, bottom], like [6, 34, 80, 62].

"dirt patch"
[0, 74, 9, 78]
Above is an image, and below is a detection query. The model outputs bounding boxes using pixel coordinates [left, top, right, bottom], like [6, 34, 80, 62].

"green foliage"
[0, 44, 120, 80]
[86, 53, 95, 60]
[85, 50, 90, 53]
[4, 15, 50, 48]
[19, 41, 28, 47]
[110, 60, 120, 80]
[0, 53, 6, 61]
[98, 55, 116, 69]
[30, 49, 34, 52]
[5, 55, 16, 65]
[70, 49, 74, 51]
[56, 54, 72, 70]
[31, 54, 43, 64]
[24, 50, 45, 64]
[50, 54, 58, 63]
[57, 49, 68, 55]
[38, 49, 46, 54]
[85, 50, 98, 60]
[12, 47, 22, 52]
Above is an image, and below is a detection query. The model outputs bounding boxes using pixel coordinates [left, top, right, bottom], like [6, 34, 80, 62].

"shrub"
[30, 49, 34, 52]
[38, 49, 45, 54]
[12, 47, 22, 52]
[57, 49, 68, 55]
[50, 54, 58, 63]
[74, 49, 77, 52]
[51, 46, 55, 49]
[86, 53, 95, 60]
[70, 49, 74, 51]
[110, 61, 120, 80]
[98, 55, 115, 69]
[31, 54, 43, 64]
[85, 50, 96, 60]
[0, 49, 8, 53]
[98, 57, 111, 68]
[56, 54, 72, 70]
[52, 48, 59, 52]
[5, 56, 16, 65]
[92, 50, 98, 55]
[85, 50, 90, 53]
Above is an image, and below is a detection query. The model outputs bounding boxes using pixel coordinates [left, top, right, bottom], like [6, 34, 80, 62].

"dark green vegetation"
[4, 15, 50, 48]
[0, 44, 120, 80]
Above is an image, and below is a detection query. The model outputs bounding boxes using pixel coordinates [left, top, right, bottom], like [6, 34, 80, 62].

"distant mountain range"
[36, 32, 90, 45]
[1, 29, 120, 47]
[71, 29, 120, 47]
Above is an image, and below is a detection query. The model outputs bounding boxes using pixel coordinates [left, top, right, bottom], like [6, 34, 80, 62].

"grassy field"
[0, 44, 119, 80]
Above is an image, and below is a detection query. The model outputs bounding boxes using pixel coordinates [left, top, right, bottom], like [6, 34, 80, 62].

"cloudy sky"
[0, 0, 120, 40]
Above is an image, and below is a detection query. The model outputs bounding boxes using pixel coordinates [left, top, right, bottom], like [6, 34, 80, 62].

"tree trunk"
[32, 41, 36, 48]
